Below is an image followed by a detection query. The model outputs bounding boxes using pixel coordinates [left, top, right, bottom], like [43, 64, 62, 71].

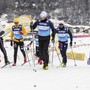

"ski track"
[0, 40, 90, 90]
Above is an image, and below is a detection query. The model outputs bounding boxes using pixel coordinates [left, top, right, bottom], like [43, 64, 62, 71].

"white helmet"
[40, 11, 47, 18]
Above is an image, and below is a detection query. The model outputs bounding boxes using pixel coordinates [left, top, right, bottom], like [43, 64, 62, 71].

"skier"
[30, 11, 55, 70]
[27, 31, 42, 65]
[0, 29, 10, 65]
[10, 18, 27, 66]
[55, 21, 73, 67]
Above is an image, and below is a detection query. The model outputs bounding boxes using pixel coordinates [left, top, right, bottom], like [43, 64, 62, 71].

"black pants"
[39, 39, 50, 66]
[59, 42, 68, 64]
[0, 37, 8, 64]
[14, 41, 26, 64]
[35, 46, 40, 57]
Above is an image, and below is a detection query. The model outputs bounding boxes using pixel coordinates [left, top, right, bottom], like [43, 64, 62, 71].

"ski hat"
[59, 20, 65, 25]
[40, 11, 47, 18]
[14, 18, 19, 23]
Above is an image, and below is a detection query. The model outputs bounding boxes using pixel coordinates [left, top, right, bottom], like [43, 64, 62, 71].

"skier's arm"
[49, 21, 55, 40]
[10, 29, 14, 40]
[0, 30, 5, 36]
[33, 21, 38, 29]
[30, 20, 38, 31]
[10, 29, 14, 46]
[54, 28, 58, 38]
[68, 29, 73, 46]
[68, 29, 73, 42]
[27, 38, 34, 46]
[22, 25, 27, 36]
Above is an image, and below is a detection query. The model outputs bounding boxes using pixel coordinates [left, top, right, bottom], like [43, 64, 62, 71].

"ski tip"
[1, 65, 7, 68]
[1, 62, 12, 68]
[56, 64, 61, 68]
[21, 60, 31, 66]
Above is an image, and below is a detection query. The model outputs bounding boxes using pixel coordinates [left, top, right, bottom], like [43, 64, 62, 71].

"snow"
[0, 38, 90, 90]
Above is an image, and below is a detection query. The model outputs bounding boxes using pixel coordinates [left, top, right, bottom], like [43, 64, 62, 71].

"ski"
[21, 60, 31, 66]
[1, 62, 12, 68]
[56, 63, 66, 68]
[1, 64, 8, 68]
[56, 64, 62, 68]
[35, 62, 43, 65]
[35, 63, 38, 65]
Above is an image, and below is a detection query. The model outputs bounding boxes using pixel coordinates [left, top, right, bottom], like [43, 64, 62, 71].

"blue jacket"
[32, 18, 55, 40]
[55, 27, 72, 42]
[12, 25, 23, 39]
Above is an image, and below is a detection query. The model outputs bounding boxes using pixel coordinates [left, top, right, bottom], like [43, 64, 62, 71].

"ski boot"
[42, 63, 49, 70]
[5, 61, 10, 65]
[44, 66, 48, 70]
[12, 63, 16, 66]
[38, 58, 42, 65]
[24, 57, 27, 63]
[62, 63, 66, 67]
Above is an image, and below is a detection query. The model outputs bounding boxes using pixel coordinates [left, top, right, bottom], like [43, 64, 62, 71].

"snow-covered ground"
[0, 37, 90, 90]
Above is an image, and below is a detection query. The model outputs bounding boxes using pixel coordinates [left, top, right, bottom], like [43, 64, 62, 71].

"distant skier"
[10, 18, 27, 66]
[87, 52, 90, 65]
[55, 21, 73, 67]
[30, 11, 55, 70]
[0, 29, 10, 65]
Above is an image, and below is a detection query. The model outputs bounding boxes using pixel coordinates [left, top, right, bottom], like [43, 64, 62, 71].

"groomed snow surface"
[0, 39, 90, 90]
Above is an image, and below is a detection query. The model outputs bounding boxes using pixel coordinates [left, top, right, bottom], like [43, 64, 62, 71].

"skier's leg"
[35, 46, 39, 57]
[43, 39, 50, 66]
[0, 38, 9, 64]
[0, 43, 9, 64]
[61, 42, 68, 66]
[19, 42, 26, 63]
[13, 42, 18, 65]
[39, 39, 44, 62]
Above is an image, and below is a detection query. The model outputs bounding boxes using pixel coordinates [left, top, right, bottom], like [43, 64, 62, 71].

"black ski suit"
[0, 30, 9, 64]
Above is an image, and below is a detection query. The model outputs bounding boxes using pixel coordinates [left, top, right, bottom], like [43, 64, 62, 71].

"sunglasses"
[14, 22, 19, 24]
[59, 24, 63, 25]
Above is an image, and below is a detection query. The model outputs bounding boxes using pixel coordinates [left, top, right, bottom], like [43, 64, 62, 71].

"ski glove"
[20, 31, 23, 35]
[70, 41, 72, 46]
[0, 31, 4, 36]
[10, 40, 13, 46]
[30, 22, 33, 31]
[51, 39, 55, 43]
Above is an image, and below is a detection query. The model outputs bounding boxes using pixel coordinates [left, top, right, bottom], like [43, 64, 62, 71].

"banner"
[67, 52, 85, 61]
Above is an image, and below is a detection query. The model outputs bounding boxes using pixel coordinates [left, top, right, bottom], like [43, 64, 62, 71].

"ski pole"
[54, 46, 62, 64]
[24, 46, 31, 66]
[51, 42, 54, 67]
[32, 31, 35, 67]
[71, 47, 77, 66]
[30, 20, 36, 67]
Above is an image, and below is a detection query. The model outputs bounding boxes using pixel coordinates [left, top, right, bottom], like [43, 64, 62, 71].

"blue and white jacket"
[32, 19, 55, 40]
[12, 25, 23, 39]
[55, 27, 72, 42]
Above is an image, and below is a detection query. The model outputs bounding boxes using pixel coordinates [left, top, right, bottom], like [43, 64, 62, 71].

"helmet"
[40, 11, 47, 18]
[14, 18, 19, 23]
